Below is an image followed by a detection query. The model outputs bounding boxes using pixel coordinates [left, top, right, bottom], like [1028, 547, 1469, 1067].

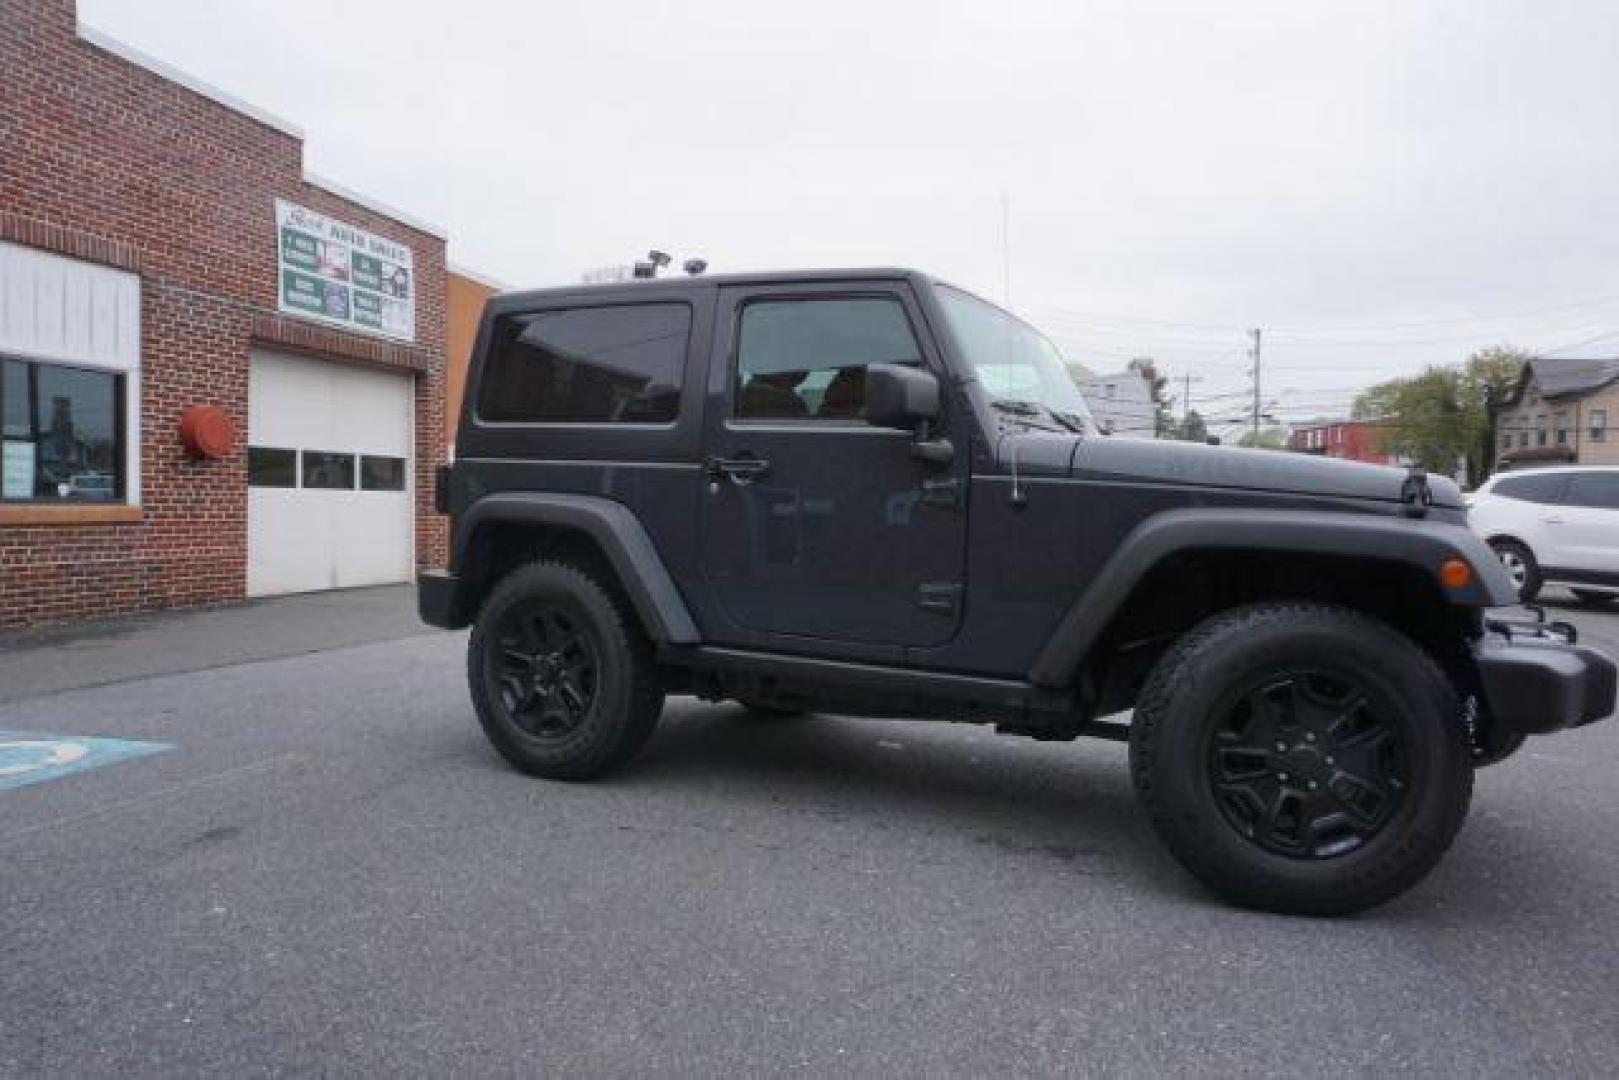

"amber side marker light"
[1438, 558, 1473, 590]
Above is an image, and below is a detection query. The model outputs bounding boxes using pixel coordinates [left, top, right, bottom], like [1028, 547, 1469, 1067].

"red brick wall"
[1287, 421, 1396, 465]
[0, 0, 448, 628]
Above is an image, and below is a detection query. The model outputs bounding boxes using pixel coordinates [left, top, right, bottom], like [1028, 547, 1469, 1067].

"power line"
[1032, 285, 1619, 338]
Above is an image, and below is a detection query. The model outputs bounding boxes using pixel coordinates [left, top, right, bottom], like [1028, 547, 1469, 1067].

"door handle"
[1541, 516, 1566, 525]
[705, 455, 771, 487]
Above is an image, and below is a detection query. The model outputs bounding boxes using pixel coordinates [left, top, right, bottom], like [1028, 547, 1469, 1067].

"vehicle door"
[697, 283, 969, 653]
[1553, 472, 1619, 577]
[1485, 472, 1570, 564]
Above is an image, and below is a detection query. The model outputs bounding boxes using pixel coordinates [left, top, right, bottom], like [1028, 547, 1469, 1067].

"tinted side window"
[478, 303, 689, 424]
[1492, 472, 1569, 504]
[734, 298, 921, 422]
[1564, 473, 1619, 510]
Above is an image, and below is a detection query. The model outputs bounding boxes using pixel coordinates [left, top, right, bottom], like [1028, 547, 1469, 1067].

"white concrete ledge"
[448, 262, 508, 291]
[77, 21, 305, 139]
[304, 172, 448, 242]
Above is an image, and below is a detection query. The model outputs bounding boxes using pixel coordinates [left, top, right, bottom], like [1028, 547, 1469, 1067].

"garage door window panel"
[360, 455, 407, 491]
[302, 451, 356, 490]
[248, 447, 298, 488]
[1, 356, 124, 503]
[478, 304, 690, 424]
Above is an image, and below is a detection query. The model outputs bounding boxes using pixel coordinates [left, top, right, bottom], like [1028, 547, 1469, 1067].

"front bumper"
[1474, 614, 1616, 740]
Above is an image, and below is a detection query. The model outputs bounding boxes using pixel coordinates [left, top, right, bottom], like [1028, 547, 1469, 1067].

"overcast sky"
[82, 0, 1619, 432]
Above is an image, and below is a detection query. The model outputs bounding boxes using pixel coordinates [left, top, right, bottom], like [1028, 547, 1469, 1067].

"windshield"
[934, 285, 1095, 432]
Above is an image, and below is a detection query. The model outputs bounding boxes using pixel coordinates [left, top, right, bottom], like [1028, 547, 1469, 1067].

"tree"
[1177, 409, 1209, 443]
[1465, 345, 1530, 475]
[1236, 426, 1288, 450]
[1127, 357, 1174, 437]
[1351, 346, 1529, 486]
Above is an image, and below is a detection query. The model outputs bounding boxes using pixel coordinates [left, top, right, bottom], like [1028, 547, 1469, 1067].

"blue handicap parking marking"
[0, 731, 171, 791]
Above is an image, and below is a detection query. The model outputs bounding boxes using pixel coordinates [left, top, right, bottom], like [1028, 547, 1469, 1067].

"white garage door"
[247, 349, 414, 596]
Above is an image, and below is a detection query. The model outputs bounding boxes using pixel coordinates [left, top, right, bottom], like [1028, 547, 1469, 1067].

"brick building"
[1, 0, 448, 628]
[1287, 419, 1398, 465]
[445, 268, 502, 446]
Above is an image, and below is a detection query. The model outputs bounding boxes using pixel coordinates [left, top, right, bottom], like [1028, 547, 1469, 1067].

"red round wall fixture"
[178, 405, 238, 460]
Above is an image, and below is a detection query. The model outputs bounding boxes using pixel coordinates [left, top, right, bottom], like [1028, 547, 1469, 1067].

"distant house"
[1288, 419, 1398, 465]
[1077, 370, 1157, 437]
[1494, 358, 1619, 468]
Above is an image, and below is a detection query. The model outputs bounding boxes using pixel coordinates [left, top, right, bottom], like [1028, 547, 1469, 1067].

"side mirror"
[865, 364, 941, 431]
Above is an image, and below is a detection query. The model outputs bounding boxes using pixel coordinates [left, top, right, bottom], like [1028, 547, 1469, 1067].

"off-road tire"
[1129, 602, 1474, 917]
[468, 560, 664, 780]
[1489, 538, 1542, 602]
[1571, 589, 1618, 608]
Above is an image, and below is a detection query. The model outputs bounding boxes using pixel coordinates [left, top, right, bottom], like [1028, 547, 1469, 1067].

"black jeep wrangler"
[421, 268, 1615, 915]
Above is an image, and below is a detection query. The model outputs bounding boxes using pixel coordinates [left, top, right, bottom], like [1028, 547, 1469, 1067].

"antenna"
[1249, 328, 1263, 444]
[1000, 192, 1012, 308]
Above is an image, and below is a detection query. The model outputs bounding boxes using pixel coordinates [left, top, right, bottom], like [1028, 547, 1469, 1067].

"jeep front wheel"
[1129, 603, 1473, 916]
[467, 561, 664, 780]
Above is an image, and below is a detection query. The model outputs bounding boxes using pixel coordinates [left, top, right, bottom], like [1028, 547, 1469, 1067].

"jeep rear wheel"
[1129, 603, 1473, 916]
[468, 561, 664, 780]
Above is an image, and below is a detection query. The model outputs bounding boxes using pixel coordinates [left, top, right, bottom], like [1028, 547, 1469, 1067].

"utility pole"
[1249, 328, 1263, 445]
[1179, 373, 1204, 421]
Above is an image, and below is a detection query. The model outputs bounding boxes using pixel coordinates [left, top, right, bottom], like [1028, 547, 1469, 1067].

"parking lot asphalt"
[2, 587, 1617, 1077]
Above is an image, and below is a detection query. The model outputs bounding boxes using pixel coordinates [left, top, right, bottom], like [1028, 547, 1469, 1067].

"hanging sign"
[275, 199, 415, 343]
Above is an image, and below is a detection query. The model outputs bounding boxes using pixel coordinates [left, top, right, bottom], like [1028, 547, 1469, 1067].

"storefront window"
[0, 357, 123, 502]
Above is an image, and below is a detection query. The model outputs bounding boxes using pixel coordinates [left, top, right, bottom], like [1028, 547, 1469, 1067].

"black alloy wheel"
[467, 560, 664, 780]
[1208, 670, 1408, 860]
[1130, 602, 1473, 916]
[492, 600, 600, 740]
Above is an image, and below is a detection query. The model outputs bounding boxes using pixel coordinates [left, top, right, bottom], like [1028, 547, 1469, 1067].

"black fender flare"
[452, 492, 700, 644]
[1028, 508, 1517, 688]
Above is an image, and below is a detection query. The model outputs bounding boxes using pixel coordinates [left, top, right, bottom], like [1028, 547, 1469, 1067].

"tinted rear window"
[1564, 473, 1619, 510]
[1491, 472, 1569, 504]
[478, 303, 690, 424]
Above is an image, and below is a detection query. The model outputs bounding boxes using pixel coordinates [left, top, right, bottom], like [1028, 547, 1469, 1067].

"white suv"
[1469, 466, 1619, 605]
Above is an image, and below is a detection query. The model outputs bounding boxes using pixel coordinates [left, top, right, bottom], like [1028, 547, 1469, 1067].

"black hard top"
[487, 267, 938, 315]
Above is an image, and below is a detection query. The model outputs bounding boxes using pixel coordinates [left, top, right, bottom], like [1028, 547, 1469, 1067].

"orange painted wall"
[446, 270, 500, 448]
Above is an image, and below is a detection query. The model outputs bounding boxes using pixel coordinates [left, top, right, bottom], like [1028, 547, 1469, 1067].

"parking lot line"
[0, 730, 171, 793]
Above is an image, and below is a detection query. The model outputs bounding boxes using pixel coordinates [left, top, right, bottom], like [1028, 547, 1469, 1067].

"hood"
[997, 433, 1465, 509]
